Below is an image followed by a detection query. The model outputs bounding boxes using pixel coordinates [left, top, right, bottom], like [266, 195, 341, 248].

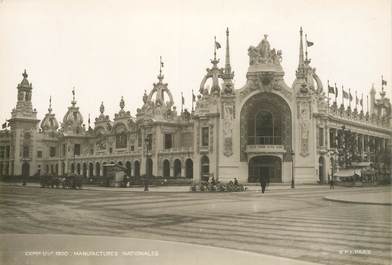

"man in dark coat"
[260, 175, 267, 193]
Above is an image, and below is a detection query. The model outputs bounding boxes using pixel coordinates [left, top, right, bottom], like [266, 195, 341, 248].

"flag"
[161, 61, 164, 68]
[335, 84, 338, 97]
[181, 93, 185, 105]
[343, 90, 349, 99]
[360, 97, 363, 106]
[382, 79, 387, 86]
[192, 90, 196, 102]
[215, 41, 221, 49]
[2, 122, 6, 129]
[355, 96, 359, 105]
[349, 92, 353, 101]
[306, 40, 314, 47]
[328, 85, 335, 94]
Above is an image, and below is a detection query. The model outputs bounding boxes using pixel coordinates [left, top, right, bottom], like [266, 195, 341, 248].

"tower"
[8, 70, 40, 177]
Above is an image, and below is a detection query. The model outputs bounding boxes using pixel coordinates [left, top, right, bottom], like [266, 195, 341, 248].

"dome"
[41, 113, 59, 132]
[40, 97, 59, 132]
[62, 107, 84, 127]
[61, 89, 84, 134]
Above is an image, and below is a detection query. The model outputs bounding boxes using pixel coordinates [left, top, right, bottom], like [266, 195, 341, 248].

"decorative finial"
[22, 69, 28, 79]
[100, 101, 104, 114]
[48, 96, 52, 113]
[158, 56, 164, 82]
[120, 96, 125, 110]
[71, 87, 76, 106]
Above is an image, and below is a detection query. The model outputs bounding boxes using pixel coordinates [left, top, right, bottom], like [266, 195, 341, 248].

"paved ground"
[0, 184, 391, 265]
[324, 191, 391, 205]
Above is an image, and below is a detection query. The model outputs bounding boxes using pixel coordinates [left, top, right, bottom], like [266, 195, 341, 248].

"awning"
[335, 169, 361, 177]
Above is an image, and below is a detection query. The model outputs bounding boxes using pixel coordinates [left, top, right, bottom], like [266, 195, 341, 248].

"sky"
[0, 0, 391, 126]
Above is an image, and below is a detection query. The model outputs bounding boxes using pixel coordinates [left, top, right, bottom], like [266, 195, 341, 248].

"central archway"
[248, 156, 282, 183]
[240, 92, 292, 161]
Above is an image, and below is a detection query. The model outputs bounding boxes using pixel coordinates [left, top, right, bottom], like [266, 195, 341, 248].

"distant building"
[0, 28, 391, 184]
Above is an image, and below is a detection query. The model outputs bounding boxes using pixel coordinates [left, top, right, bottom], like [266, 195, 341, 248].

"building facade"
[0, 28, 391, 184]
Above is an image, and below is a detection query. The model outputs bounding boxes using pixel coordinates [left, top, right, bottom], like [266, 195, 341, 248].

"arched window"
[77, 163, 81, 175]
[89, 163, 94, 177]
[83, 163, 87, 177]
[134, 161, 140, 178]
[201, 156, 209, 181]
[174, 159, 181, 178]
[95, 162, 101, 177]
[185, 159, 193, 179]
[125, 161, 132, 177]
[147, 158, 153, 177]
[163, 160, 170, 178]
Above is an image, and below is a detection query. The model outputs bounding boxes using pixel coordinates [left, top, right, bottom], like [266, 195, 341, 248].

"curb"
[323, 196, 392, 206]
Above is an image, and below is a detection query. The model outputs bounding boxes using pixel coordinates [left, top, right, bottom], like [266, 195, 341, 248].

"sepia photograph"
[0, 0, 391, 264]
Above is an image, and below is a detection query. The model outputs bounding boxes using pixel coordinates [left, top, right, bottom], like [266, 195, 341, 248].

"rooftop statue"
[248, 34, 282, 66]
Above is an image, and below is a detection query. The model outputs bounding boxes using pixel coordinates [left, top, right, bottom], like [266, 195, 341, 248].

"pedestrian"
[260, 175, 267, 194]
[330, 176, 334, 189]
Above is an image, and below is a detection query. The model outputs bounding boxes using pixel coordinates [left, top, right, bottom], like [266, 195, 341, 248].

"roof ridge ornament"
[71, 87, 76, 106]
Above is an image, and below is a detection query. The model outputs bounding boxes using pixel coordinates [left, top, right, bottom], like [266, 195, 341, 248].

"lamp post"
[144, 134, 152, 191]
[291, 148, 295, 189]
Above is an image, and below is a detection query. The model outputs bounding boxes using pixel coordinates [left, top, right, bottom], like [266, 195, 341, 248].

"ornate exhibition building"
[0, 28, 391, 184]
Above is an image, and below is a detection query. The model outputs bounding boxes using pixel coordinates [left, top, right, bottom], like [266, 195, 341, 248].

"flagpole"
[327, 80, 330, 112]
[214, 36, 217, 60]
[335, 83, 338, 104]
[342, 85, 344, 108]
[191, 89, 194, 112]
[361, 93, 364, 112]
[181, 92, 184, 113]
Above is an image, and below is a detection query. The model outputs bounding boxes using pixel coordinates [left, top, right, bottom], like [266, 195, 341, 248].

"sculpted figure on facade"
[223, 103, 234, 157]
[299, 102, 310, 156]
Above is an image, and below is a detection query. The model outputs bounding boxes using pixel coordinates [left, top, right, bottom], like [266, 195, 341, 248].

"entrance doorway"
[248, 156, 281, 183]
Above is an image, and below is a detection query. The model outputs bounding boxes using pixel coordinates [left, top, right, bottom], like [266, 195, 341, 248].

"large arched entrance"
[22, 162, 30, 178]
[240, 92, 292, 161]
[248, 156, 282, 183]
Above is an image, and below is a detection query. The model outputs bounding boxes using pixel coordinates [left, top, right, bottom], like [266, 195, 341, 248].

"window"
[50, 147, 56, 157]
[62, 144, 66, 156]
[37, 151, 43, 158]
[23, 146, 29, 158]
[202, 127, 209, 146]
[0, 146, 4, 159]
[116, 133, 127, 148]
[74, 144, 80, 156]
[164, 133, 172, 149]
[130, 145, 134, 151]
[146, 134, 152, 150]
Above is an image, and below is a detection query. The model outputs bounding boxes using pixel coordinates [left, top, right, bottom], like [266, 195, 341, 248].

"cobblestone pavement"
[0, 185, 391, 265]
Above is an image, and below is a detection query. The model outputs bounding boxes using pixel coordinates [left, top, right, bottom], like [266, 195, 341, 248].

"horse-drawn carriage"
[40, 174, 83, 189]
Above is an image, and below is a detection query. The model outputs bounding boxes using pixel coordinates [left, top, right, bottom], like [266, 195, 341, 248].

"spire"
[299, 27, 304, 67]
[23, 69, 28, 79]
[225, 27, 231, 75]
[48, 96, 52, 113]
